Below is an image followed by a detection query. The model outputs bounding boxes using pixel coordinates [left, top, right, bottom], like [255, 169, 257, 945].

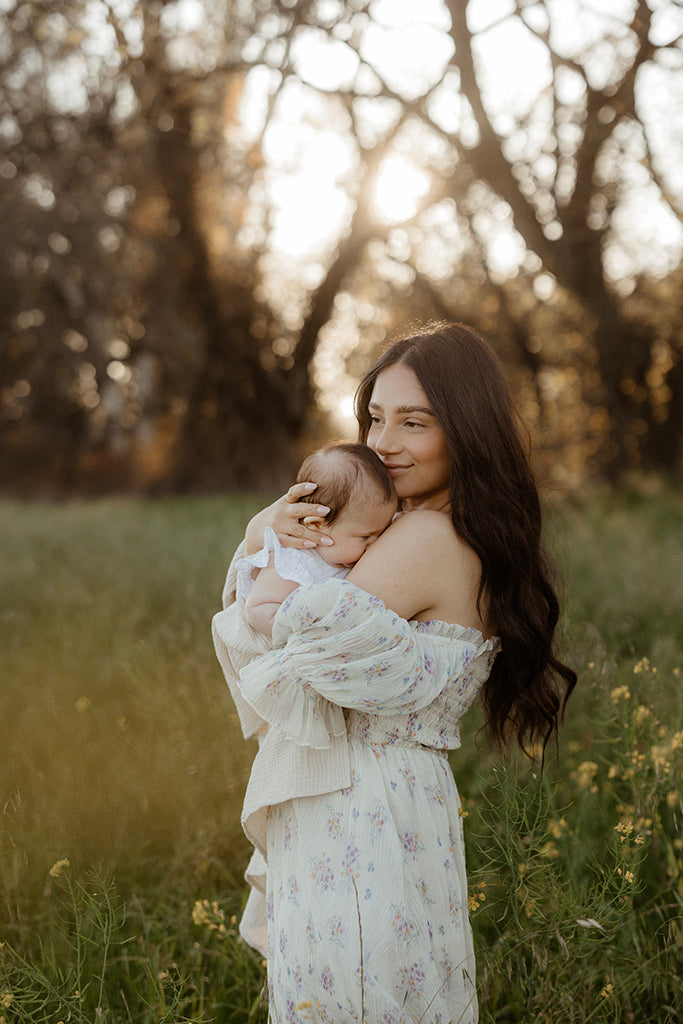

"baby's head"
[296, 443, 398, 569]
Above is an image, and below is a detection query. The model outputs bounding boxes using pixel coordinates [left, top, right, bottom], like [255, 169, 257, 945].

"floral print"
[237, 579, 499, 1023]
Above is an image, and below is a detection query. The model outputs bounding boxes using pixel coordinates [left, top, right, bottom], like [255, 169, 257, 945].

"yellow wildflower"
[466, 883, 487, 911]
[547, 817, 569, 839]
[650, 745, 671, 772]
[633, 658, 650, 674]
[49, 858, 70, 878]
[574, 761, 599, 790]
[607, 765, 619, 779]
[0, 995, 13, 1011]
[610, 685, 631, 702]
[539, 841, 560, 859]
[634, 705, 651, 726]
[600, 982, 614, 998]
[666, 790, 679, 809]
[615, 820, 634, 840]
[192, 900, 211, 927]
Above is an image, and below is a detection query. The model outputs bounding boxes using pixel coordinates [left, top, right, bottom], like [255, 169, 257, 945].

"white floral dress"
[235, 578, 500, 1024]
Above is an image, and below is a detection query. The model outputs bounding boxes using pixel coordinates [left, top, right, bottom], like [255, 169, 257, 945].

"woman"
[213, 323, 576, 1023]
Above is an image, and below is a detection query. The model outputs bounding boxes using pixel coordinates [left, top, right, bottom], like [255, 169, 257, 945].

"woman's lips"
[384, 464, 410, 475]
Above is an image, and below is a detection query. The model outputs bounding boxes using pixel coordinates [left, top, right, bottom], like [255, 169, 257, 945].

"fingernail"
[319, 537, 334, 546]
[303, 540, 316, 548]
[302, 482, 317, 490]
[317, 506, 330, 515]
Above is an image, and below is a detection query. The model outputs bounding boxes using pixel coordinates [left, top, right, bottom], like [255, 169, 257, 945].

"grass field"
[1, 486, 681, 1023]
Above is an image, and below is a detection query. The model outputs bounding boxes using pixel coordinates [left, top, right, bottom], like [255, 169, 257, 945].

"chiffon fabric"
[212, 542, 351, 956]
[213, 548, 500, 1024]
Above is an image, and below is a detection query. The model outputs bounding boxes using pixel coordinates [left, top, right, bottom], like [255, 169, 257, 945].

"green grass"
[1, 486, 681, 1022]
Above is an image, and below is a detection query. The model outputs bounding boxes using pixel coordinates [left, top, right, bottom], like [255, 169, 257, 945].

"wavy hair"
[355, 323, 576, 752]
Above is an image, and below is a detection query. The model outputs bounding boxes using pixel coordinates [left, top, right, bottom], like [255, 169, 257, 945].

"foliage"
[0, 867, 267, 1024]
[1, 487, 682, 1022]
[1, 1, 682, 493]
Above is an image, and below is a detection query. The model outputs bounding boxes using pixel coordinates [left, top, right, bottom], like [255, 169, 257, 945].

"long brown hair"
[355, 323, 576, 751]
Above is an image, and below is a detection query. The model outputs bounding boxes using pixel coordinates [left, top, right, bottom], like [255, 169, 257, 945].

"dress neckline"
[411, 617, 500, 650]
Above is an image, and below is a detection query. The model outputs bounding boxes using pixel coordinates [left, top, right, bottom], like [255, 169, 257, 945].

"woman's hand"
[244, 482, 334, 554]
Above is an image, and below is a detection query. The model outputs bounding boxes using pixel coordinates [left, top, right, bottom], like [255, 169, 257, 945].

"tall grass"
[1, 486, 681, 1022]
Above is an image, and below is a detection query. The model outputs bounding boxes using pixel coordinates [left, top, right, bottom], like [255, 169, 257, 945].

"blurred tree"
[280, 0, 683, 479]
[0, 0, 300, 492]
[1, 0, 681, 493]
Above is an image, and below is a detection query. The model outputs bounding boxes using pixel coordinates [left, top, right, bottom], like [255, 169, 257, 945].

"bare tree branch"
[291, 108, 413, 394]
[639, 120, 683, 223]
[443, 0, 559, 271]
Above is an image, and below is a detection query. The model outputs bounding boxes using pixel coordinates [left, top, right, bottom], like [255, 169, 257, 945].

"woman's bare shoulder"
[382, 510, 477, 565]
[347, 509, 482, 624]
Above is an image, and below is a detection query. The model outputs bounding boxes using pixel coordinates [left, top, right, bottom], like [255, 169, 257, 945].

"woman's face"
[366, 363, 451, 511]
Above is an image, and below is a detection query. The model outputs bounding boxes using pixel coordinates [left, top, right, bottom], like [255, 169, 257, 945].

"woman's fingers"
[285, 481, 318, 503]
[270, 486, 334, 548]
[279, 485, 331, 524]
[300, 516, 334, 546]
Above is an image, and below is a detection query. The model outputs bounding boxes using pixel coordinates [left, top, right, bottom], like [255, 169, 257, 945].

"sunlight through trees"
[1, 0, 682, 493]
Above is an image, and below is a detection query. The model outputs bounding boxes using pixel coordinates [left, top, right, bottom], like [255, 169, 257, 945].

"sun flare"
[371, 154, 431, 224]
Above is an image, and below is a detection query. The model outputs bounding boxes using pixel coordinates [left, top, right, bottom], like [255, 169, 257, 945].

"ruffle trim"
[239, 654, 347, 750]
[235, 527, 347, 600]
[412, 617, 501, 654]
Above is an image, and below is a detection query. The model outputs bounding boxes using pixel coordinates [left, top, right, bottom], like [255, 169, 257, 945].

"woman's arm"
[346, 510, 486, 633]
[244, 482, 334, 554]
[238, 577, 497, 731]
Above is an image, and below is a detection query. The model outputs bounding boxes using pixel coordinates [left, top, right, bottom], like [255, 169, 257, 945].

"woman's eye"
[369, 415, 382, 425]
[405, 420, 424, 429]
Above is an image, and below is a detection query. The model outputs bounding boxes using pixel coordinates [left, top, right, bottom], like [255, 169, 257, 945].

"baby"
[237, 442, 398, 635]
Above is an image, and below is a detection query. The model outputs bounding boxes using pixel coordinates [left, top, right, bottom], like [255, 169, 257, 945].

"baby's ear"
[300, 513, 328, 531]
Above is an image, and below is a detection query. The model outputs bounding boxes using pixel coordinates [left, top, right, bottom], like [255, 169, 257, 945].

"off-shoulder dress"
[212, 542, 500, 1024]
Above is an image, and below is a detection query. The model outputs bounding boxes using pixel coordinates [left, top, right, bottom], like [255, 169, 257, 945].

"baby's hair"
[296, 443, 395, 526]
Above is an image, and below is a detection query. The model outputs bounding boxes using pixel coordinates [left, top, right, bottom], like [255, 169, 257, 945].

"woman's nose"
[373, 424, 399, 455]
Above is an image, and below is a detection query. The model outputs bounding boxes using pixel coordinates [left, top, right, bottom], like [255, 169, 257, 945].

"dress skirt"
[264, 719, 478, 1024]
